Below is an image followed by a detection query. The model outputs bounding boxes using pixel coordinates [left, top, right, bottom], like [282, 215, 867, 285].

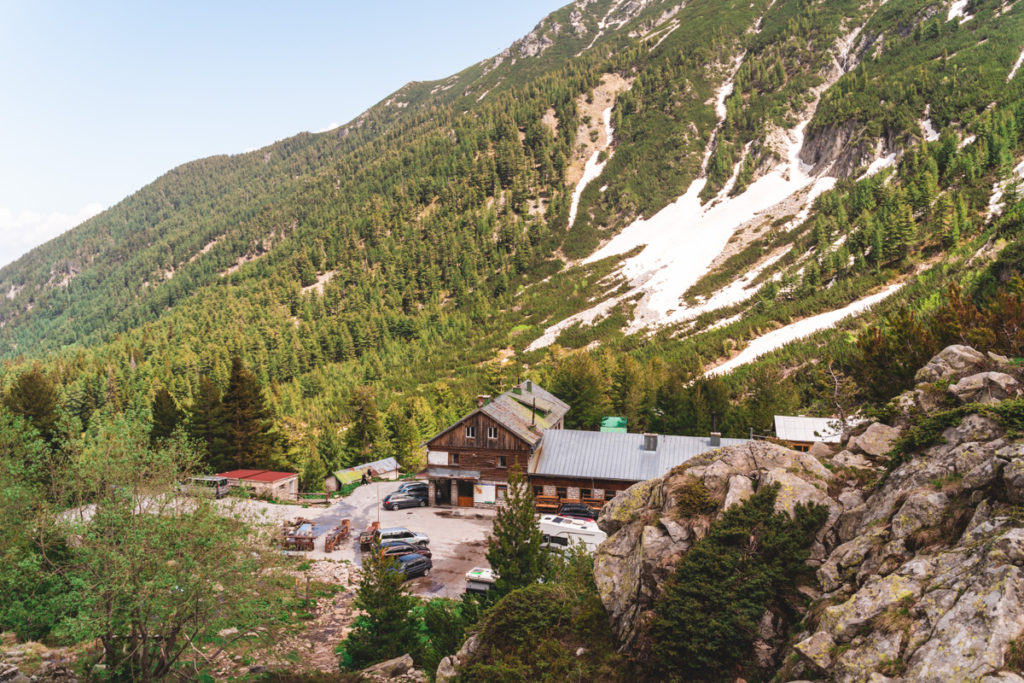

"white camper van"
[538, 514, 607, 553]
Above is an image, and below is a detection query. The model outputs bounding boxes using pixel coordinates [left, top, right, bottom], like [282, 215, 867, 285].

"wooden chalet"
[424, 380, 569, 507]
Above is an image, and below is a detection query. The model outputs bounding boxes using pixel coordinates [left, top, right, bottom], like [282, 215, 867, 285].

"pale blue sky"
[0, 1, 565, 266]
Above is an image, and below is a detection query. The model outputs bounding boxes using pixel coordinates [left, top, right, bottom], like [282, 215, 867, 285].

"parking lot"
[220, 480, 496, 598]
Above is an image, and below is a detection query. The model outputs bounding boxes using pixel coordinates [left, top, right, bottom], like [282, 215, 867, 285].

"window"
[465, 426, 476, 439]
[556, 487, 567, 500]
[581, 488, 592, 499]
[604, 489, 616, 501]
[497, 485, 507, 500]
[533, 486, 543, 496]
[451, 453, 460, 465]
[497, 455, 507, 468]
[487, 426, 498, 440]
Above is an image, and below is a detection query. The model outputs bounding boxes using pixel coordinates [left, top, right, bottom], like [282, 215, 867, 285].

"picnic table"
[535, 495, 559, 513]
[324, 519, 351, 553]
[282, 518, 315, 551]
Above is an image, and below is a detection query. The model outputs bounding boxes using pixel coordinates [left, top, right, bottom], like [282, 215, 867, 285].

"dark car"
[390, 553, 432, 579]
[382, 491, 428, 510]
[556, 503, 598, 521]
[379, 540, 432, 559]
[396, 481, 429, 498]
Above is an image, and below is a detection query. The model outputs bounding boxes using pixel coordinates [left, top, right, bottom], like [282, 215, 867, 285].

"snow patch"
[860, 153, 897, 179]
[567, 106, 615, 229]
[1009, 48, 1024, 82]
[705, 283, 904, 377]
[987, 158, 1024, 219]
[947, 0, 971, 22]
[921, 105, 940, 142]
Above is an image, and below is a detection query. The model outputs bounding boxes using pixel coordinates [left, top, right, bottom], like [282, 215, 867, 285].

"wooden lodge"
[424, 380, 568, 507]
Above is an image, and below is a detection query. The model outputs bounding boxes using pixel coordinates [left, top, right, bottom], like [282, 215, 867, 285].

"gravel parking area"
[218, 481, 496, 598]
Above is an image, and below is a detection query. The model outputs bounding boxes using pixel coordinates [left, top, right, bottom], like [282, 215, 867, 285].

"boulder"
[820, 574, 922, 642]
[848, 423, 900, 457]
[949, 372, 1021, 404]
[809, 441, 835, 458]
[722, 475, 754, 511]
[905, 564, 1024, 681]
[832, 450, 872, 470]
[890, 491, 949, 540]
[915, 345, 988, 384]
[361, 654, 414, 679]
[833, 630, 904, 683]
[794, 631, 834, 670]
[1004, 458, 1024, 505]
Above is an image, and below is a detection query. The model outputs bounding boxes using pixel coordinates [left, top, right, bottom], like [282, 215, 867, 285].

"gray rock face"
[949, 371, 1021, 404]
[594, 440, 839, 651]
[915, 344, 989, 384]
[1005, 458, 1024, 505]
[848, 422, 901, 457]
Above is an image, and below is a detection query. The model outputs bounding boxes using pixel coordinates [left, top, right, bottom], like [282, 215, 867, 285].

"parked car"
[390, 553, 432, 579]
[374, 527, 430, 547]
[395, 481, 429, 498]
[465, 567, 498, 594]
[379, 540, 432, 559]
[556, 502, 598, 521]
[539, 514, 607, 553]
[382, 491, 427, 510]
[180, 475, 230, 499]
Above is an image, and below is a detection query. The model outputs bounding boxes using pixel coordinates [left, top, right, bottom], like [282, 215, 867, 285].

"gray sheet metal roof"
[774, 415, 842, 443]
[532, 429, 748, 482]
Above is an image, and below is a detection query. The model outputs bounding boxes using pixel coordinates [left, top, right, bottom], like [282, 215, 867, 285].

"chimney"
[525, 380, 533, 393]
[477, 394, 491, 408]
[643, 433, 657, 451]
[710, 432, 721, 447]
[531, 398, 536, 426]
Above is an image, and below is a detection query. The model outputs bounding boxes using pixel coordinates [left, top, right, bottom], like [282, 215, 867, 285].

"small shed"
[773, 415, 842, 452]
[218, 469, 299, 499]
[324, 457, 400, 492]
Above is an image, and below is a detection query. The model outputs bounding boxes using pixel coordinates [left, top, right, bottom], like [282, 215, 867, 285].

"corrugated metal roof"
[774, 415, 842, 443]
[532, 430, 748, 482]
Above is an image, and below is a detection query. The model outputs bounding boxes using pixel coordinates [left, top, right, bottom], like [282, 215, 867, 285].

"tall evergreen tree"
[149, 387, 183, 446]
[188, 376, 228, 469]
[3, 366, 59, 443]
[486, 467, 545, 597]
[549, 354, 609, 429]
[344, 385, 383, 464]
[221, 356, 277, 470]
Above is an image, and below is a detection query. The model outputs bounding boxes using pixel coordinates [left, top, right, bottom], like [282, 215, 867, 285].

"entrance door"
[457, 480, 475, 507]
[435, 479, 451, 506]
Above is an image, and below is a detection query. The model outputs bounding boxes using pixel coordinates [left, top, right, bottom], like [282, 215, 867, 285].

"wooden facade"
[528, 474, 632, 503]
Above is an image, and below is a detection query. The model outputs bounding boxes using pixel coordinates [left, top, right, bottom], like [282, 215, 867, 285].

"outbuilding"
[773, 415, 842, 452]
[217, 469, 299, 500]
[324, 456, 400, 492]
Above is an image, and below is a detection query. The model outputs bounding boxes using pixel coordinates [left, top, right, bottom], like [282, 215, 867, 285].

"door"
[457, 480, 475, 507]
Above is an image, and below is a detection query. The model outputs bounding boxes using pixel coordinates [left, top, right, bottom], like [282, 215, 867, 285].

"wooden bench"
[535, 495, 559, 513]
[324, 519, 351, 553]
[358, 521, 379, 549]
[582, 497, 606, 509]
[559, 498, 582, 506]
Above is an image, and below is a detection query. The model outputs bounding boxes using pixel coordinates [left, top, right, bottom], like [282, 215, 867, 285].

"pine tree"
[149, 387, 183, 446]
[550, 354, 609, 429]
[344, 385, 384, 464]
[3, 366, 59, 443]
[486, 467, 545, 597]
[221, 356, 277, 470]
[341, 551, 420, 670]
[188, 376, 228, 469]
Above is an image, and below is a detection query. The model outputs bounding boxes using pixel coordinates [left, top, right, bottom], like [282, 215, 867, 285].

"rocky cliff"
[594, 344, 1024, 682]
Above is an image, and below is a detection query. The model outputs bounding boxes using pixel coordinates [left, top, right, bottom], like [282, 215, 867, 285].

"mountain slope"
[0, 0, 1023, 483]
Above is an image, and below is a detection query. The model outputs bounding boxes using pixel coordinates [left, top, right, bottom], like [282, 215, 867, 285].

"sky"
[0, 1, 566, 268]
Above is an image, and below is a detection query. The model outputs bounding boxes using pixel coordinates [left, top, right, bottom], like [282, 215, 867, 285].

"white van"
[538, 514, 607, 553]
[182, 475, 230, 499]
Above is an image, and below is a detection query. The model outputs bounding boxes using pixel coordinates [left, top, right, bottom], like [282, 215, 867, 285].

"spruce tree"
[149, 387, 183, 446]
[188, 376, 228, 469]
[3, 366, 59, 443]
[342, 551, 420, 670]
[221, 356, 277, 470]
[344, 385, 383, 464]
[486, 467, 545, 597]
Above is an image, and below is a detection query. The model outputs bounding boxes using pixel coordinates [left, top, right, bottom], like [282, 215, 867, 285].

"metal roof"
[774, 415, 842, 443]
[531, 430, 748, 482]
[218, 469, 298, 483]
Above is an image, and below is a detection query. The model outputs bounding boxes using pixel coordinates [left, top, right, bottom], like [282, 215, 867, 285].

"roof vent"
[710, 432, 721, 447]
[643, 433, 658, 452]
[477, 394, 491, 408]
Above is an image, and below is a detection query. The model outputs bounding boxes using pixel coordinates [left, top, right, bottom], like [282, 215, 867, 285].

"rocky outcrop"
[915, 344, 989, 383]
[593, 345, 1024, 683]
[594, 441, 841, 652]
[358, 654, 426, 682]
